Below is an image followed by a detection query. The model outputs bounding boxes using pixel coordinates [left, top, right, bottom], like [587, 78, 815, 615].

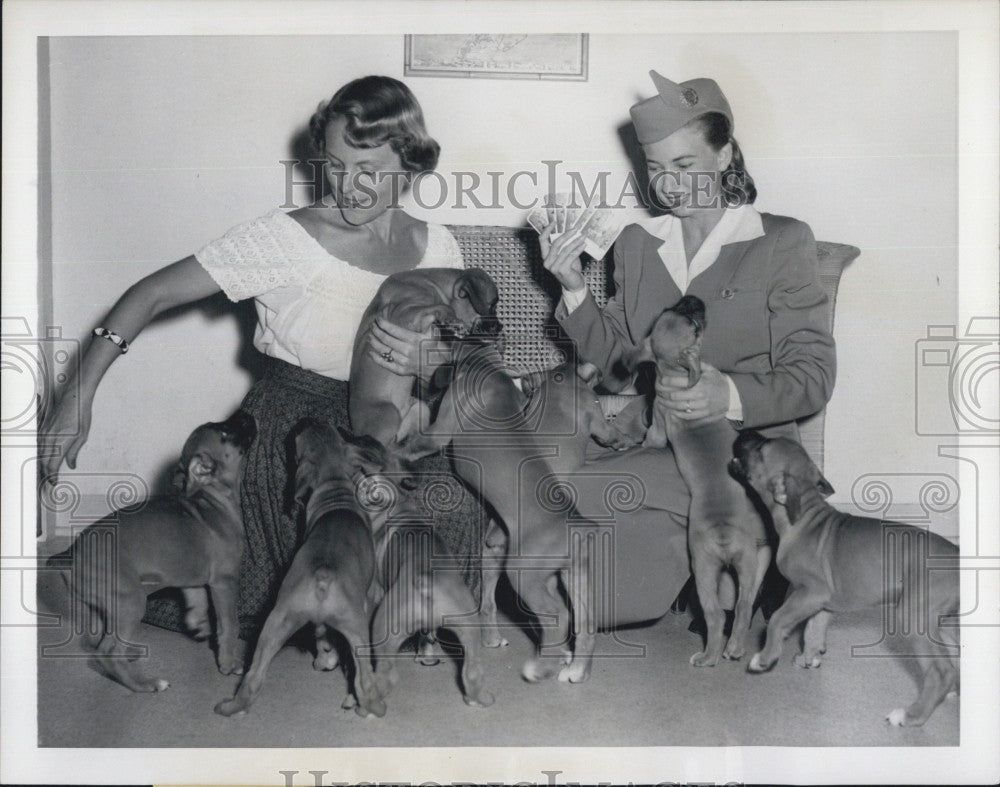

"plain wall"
[44, 32, 959, 533]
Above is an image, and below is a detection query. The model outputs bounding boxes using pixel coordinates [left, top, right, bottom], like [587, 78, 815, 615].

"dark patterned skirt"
[143, 355, 486, 640]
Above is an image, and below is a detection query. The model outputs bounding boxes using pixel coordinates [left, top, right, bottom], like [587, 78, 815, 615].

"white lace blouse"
[195, 209, 464, 380]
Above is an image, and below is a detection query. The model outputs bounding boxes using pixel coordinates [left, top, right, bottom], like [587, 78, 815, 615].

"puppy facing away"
[626, 295, 770, 666]
[215, 420, 387, 718]
[349, 267, 501, 445]
[365, 454, 495, 709]
[49, 410, 256, 692]
[730, 431, 960, 727]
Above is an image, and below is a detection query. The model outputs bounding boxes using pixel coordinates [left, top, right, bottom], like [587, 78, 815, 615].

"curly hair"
[309, 76, 440, 173]
[689, 112, 757, 206]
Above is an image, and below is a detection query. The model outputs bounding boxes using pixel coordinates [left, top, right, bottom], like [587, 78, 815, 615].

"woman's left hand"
[368, 317, 447, 381]
[655, 362, 731, 422]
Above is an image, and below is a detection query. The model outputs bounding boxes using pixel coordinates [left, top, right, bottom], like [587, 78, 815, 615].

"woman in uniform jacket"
[542, 71, 836, 627]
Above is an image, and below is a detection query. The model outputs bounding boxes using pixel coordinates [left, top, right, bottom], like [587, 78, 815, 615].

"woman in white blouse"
[40, 76, 482, 638]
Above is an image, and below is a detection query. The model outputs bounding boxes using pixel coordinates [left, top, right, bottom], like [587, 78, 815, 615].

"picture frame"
[404, 33, 589, 80]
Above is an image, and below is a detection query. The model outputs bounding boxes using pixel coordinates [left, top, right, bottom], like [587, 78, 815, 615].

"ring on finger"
[381, 350, 394, 363]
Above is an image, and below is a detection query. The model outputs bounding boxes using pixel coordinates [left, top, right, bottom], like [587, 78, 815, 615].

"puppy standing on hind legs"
[730, 431, 960, 727]
[625, 295, 770, 666]
[476, 361, 638, 652]
[215, 420, 386, 718]
[399, 336, 613, 684]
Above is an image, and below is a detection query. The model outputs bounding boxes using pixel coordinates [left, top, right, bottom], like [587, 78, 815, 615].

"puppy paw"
[464, 689, 495, 708]
[155, 678, 170, 692]
[722, 646, 745, 661]
[214, 698, 246, 717]
[558, 662, 591, 684]
[355, 697, 387, 719]
[521, 658, 556, 683]
[217, 658, 244, 676]
[886, 708, 907, 727]
[689, 651, 718, 668]
[793, 653, 822, 669]
[747, 652, 774, 673]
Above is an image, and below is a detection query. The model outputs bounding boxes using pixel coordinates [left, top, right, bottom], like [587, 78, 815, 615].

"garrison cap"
[630, 71, 733, 144]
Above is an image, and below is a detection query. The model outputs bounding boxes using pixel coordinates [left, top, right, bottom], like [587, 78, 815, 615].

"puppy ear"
[171, 462, 187, 494]
[770, 471, 803, 523]
[292, 464, 314, 513]
[184, 455, 216, 494]
[454, 269, 498, 316]
[816, 474, 835, 498]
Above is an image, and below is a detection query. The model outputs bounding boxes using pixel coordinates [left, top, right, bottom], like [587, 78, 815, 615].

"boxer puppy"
[730, 431, 960, 727]
[350, 267, 500, 445]
[49, 410, 256, 692]
[397, 335, 606, 684]
[216, 420, 386, 718]
[476, 362, 637, 649]
[625, 295, 769, 666]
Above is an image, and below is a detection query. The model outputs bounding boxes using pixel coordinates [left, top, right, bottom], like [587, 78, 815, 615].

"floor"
[35, 566, 959, 749]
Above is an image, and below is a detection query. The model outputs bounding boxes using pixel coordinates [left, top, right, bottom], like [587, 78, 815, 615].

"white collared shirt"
[636, 203, 765, 294]
[561, 205, 765, 420]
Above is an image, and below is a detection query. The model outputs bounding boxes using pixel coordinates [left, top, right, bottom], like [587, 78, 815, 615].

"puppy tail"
[314, 568, 334, 601]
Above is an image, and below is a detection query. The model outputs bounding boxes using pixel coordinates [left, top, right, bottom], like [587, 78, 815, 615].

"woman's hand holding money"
[540, 221, 587, 293]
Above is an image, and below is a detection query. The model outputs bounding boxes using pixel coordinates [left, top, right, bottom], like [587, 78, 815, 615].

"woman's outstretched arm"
[39, 256, 223, 480]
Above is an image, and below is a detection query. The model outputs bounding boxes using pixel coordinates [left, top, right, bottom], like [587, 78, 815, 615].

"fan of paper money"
[526, 192, 625, 260]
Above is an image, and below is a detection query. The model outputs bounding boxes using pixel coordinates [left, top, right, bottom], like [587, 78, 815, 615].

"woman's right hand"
[39, 392, 92, 483]
[540, 222, 587, 293]
[36, 254, 223, 484]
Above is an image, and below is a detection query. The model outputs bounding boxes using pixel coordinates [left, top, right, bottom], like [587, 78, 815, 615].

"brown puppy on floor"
[350, 267, 500, 445]
[476, 361, 637, 649]
[365, 455, 495, 709]
[626, 295, 769, 666]
[215, 420, 386, 718]
[399, 336, 613, 684]
[730, 431, 960, 727]
[50, 410, 256, 692]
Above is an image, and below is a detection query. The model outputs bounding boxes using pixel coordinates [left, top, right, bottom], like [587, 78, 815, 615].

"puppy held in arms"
[624, 295, 770, 667]
[349, 267, 501, 445]
[48, 410, 257, 693]
[730, 432, 960, 727]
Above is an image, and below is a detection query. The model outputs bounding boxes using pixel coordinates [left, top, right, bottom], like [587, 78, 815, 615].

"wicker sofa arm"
[447, 224, 859, 470]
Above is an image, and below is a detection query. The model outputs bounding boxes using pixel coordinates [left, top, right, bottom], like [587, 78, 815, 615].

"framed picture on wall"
[404, 34, 588, 80]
